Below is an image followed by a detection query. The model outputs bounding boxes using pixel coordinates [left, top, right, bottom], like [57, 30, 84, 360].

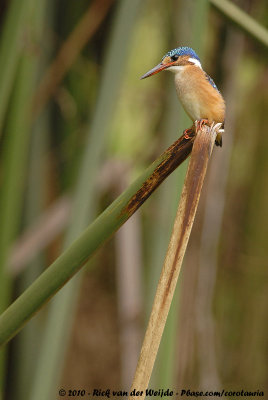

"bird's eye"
[170, 55, 179, 61]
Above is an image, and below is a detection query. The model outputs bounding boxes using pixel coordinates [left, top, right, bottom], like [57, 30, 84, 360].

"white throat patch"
[188, 57, 202, 69]
[166, 65, 185, 73]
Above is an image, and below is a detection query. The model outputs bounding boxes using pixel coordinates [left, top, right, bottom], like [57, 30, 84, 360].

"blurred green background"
[0, 0, 267, 398]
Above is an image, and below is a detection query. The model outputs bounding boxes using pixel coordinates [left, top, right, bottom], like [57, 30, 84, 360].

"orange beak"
[140, 62, 175, 79]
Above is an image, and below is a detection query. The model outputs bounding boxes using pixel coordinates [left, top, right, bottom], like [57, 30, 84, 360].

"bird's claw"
[183, 127, 193, 140]
[195, 119, 209, 131]
[194, 120, 224, 146]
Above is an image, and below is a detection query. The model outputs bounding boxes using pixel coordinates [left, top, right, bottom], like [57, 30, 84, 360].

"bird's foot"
[195, 120, 224, 146]
[183, 127, 193, 140]
[195, 118, 210, 131]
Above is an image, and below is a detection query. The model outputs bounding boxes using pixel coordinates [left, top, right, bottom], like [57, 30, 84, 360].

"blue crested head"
[140, 46, 202, 80]
[162, 46, 200, 62]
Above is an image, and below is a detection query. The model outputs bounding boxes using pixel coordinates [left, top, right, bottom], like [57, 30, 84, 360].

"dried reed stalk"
[130, 123, 218, 397]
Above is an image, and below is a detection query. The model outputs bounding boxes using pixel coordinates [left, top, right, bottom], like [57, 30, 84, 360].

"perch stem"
[130, 124, 217, 396]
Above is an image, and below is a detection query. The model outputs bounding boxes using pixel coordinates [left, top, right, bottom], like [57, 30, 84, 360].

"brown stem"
[129, 124, 217, 397]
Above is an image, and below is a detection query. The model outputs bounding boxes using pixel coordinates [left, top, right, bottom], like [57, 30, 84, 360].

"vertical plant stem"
[0, 0, 34, 137]
[115, 211, 143, 388]
[13, 115, 49, 400]
[30, 2, 143, 399]
[12, 3, 51, 395]
[130, 124, 217, 397]
[0, 0, 41, 392]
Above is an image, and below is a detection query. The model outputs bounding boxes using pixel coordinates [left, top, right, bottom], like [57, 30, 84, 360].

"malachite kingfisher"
[141, 46, 225, 146]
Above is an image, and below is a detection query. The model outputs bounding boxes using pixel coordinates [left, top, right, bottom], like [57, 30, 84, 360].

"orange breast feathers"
[174, 66, 225, 124]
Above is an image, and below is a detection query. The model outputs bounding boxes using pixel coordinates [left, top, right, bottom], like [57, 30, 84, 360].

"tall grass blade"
[0, 0, 42, 392]
[0, 0, 34, 136]
[13, 116, 49, 400]
[30, 1, 143, 398]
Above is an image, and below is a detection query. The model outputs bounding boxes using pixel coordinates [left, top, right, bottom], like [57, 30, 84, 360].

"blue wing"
[205, 72, 220, 93]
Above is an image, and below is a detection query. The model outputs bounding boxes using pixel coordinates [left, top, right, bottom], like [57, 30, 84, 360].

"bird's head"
[140, 46, 202, 79]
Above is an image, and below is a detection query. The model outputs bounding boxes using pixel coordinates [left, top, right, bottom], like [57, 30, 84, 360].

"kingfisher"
[141, 46, 225, 146]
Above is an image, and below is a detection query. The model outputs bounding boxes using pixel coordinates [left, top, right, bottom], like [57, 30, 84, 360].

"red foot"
[195, 118, 209, 131]
[183, 127, 193, 139]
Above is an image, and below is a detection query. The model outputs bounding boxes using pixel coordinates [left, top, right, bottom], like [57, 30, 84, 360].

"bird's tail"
[215, 131, 223, 147]
[215, 122, 224, 147]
